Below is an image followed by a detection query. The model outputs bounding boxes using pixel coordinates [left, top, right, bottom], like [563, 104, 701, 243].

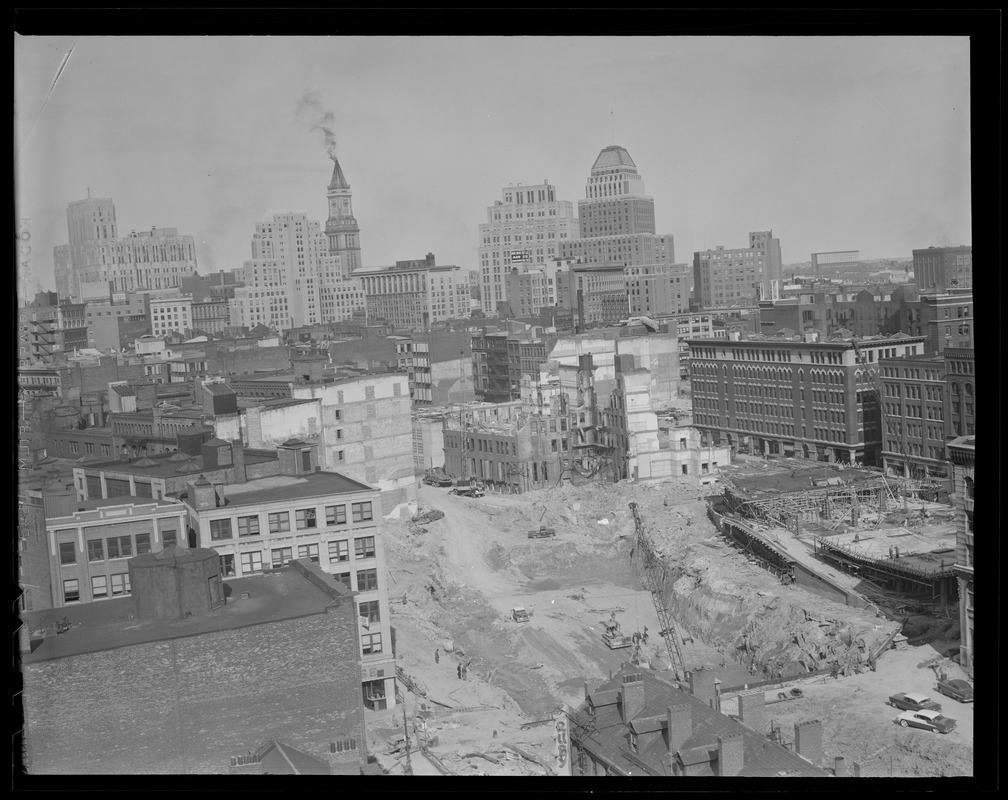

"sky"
[15, 36, 971, 297]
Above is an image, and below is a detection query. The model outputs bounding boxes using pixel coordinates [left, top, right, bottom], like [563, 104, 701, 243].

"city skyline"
[16, 35, 971, 296]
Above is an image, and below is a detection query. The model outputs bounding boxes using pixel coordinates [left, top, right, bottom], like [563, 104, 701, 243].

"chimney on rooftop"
[795, 719, 824, 767]
[717, 733, 744, 777]
[620, 672, 645, 723]
[666, 703, 692, 754]
[737, 690, 766, 737]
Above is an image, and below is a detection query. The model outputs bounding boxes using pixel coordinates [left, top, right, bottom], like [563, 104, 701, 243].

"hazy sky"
[15, 36, 971, 295]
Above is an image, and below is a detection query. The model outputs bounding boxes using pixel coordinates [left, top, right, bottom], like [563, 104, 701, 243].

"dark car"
[895, 710, 957, 734]
[935, 678, 974, 703]
[888, 692, 942, 712]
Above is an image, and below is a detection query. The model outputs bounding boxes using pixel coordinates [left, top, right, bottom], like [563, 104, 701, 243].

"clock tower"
[324, 157, 362, 278]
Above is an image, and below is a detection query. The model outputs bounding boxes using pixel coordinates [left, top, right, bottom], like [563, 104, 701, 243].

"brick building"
[913, 245, 971, 292]
[19, 558, 367, 774]
[944, 347, 975, 439]
[687, 334, 927, 466]
[181, 439, 395, 708]
[948, 435, 974, 669]
[472, 330, 511, 402]
[878, 352, 948, 479]
[45, 497, 188, 608]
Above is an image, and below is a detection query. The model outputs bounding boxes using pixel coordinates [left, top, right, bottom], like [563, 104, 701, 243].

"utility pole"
[402, 704, 413, 775]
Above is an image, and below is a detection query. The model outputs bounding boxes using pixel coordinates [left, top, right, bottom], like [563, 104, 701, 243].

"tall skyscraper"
[324, 157, 362, 278]
[53, 197, 197, 302]
[557, 145, 678, 325]
[478, 180, 578, 316]
[230, 212, 364, 332]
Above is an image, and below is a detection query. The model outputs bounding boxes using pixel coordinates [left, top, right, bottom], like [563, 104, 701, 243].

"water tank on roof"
[128, 544, 224, 622]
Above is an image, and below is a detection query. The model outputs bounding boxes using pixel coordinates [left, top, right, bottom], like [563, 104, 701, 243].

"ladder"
[628, 502, 687, 681]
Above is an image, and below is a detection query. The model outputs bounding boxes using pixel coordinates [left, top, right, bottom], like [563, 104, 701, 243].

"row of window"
[60, 530, 178, 565]
[208, 502, 373, 541]
[63, 573, 130, 603]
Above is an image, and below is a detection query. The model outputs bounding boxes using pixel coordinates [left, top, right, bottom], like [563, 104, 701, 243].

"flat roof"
[215, 471, 376, 506]
[720, 459, 885, 501]
[48, 495, 182, 518]
[20, 567, 343, 664]
[77, 450, 278, 479]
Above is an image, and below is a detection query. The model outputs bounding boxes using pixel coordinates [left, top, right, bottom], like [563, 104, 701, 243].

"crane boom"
[628, 502, 688, 681]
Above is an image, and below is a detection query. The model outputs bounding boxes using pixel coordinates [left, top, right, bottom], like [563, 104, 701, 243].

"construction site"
[367, 462, 971, 777]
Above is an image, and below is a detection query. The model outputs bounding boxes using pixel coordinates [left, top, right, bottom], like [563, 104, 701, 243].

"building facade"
[943, 347, 975, 439]
[54, 197, 198, 302]
[626, 262, 691, 317]
[558, 146, 677, 295]
[948, 435, 974, 669]
[472, 331, 511, 402]
[45, 498, 188, 608]
[230, 212, 363, 332]
[913, 245, 972, 292]
[478, 180, 578, 316]
[687, 334, 927, 466]
[878, 353, 948, 479]
[182, 445, 395, 709]
[918, 292, 973, 354]
[355, 253, 470, 331]
[693, 231, 783, 308]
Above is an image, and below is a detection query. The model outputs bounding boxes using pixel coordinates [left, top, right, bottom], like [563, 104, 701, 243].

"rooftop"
[719, 459, 885, 501]
[77, 449, 278, 479]
[211, 470, 376, 507]
[21, 565, 348, 664]
[579, 665, 823, 777]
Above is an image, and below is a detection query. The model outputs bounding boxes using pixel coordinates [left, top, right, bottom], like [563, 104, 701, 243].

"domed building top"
[591, 145, 637, 173]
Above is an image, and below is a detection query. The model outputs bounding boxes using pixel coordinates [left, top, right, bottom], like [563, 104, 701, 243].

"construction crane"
[628, 502, 690, 683]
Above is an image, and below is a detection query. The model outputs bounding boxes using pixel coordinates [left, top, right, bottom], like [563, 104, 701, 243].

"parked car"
[511, 607, 532, 623]
[888, 692, 942, 712]
[935, 678, 974, 703]
[895, 709, 957, 734]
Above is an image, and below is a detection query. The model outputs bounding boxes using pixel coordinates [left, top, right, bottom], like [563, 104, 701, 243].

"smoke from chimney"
[296, 90, 338, 159]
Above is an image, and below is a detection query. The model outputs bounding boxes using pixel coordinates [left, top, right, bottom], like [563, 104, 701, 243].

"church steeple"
[324, 156, 361, 278]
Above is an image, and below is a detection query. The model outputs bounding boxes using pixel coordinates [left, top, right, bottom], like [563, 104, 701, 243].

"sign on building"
[553, 706, 571, 775]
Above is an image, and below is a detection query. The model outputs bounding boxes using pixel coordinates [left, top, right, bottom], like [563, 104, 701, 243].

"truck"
[450, 478, 485, 498]
[527, 525, 556, 539]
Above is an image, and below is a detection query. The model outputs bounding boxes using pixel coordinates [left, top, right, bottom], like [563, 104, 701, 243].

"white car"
[895, 709, 957, 734]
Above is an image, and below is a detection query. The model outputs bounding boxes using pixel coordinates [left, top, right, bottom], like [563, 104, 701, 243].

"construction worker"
[434, 648, 439, 664]
[457, 664, 462, 680]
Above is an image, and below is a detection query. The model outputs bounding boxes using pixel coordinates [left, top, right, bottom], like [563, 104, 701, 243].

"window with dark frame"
[220, 553, 236, 576]
[361, 632, 383, 655]
[359, 599, 380, 623]
[296, 508, 317, 529]
[354, 536, 375, 559]
[352, 502, 373, 523]
[63, 578, 80, 603]
[297, 543, 320, 563]
[328, 539, 350, 563]
[356, 568, 378, 591]
[86, 539, 104, 562]
[110, 573, 130, 595]
[162, 529, 177, 548]
[238, 515, 260, 537]
[91, 575, 108, 599]
[135, 533, 151, 554]
[326, 504, 348, 525]
[240, 551, 263, 574]
[210, 519, 233, 540]
[271, 547, 293, 568]
[268, 512, 290, 533]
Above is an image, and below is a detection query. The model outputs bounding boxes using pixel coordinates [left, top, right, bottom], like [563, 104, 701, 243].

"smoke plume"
[296, 90, 338, 159]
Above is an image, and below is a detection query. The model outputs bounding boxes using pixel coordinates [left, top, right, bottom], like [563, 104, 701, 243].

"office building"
[943, 347, 975, 439]
[54, 197, 198, 302]
[230, 212, 364, 332]
[878, 353, 948, 479]
[687, 333, 927, 466]
[355, 253, 471, 331]
[913, 245, 972, 292]
[918, 292, 973, 354]
[478, 180, 578, 316]
[182, 440, 395, 708]
[811, 250, 860, 281]
[693, 231, 783, 308]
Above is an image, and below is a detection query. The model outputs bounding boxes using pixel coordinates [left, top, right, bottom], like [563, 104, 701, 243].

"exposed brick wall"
[22, 596, 364, 774]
